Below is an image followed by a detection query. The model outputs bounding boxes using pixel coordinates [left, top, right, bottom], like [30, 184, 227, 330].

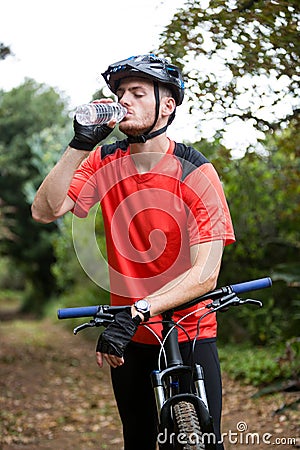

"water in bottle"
[75, 102, 127, 126]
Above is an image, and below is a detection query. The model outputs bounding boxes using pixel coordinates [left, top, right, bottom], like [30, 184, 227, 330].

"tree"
[158, 0, 300, 142]
[0, 42, 11, 60]
[192, 124, 300, 343]
[0, 79, 70, 313]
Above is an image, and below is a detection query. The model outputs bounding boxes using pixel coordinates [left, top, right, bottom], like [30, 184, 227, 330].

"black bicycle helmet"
[102, 54, 184, 106]
[101, 55, 184, 143]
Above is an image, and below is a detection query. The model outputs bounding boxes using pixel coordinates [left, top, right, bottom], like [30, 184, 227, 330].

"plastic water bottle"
[75, 102, 127, 126]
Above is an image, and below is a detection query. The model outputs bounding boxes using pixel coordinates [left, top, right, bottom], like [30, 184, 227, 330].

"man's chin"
[119, 123, 148, 137]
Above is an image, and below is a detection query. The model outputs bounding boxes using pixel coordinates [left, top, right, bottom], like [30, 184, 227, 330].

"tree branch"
[238, 0, 261, 12]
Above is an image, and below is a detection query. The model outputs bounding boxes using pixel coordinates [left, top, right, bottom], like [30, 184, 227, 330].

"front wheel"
[173, 400, 217, 450]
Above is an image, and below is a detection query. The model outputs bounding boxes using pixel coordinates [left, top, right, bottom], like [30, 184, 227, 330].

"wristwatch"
[134, 299, 151, 322]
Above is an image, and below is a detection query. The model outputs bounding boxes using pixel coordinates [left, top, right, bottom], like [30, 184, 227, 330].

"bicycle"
[57, 276, 272, 449]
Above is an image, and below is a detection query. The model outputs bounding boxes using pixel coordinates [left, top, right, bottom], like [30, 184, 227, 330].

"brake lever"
[239, 298, 263, 308]
[206, 293, 238, 310]
[74, 321, 96, 335]
[73, 315, 116, 335]
[206, 294, 263, 312]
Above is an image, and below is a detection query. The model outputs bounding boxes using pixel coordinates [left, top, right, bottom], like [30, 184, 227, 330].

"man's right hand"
[69, 99, 117, 151]
[68, 118, 114, 151]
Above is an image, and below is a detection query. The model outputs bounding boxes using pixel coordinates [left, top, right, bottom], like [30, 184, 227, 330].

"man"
[32, 54, 235, 449]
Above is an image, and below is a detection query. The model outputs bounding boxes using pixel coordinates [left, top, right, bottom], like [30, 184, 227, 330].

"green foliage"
[0, 79, 70, 313]
[219, 338, 300, 386]
[193, 125, 300, 344]
[47, 212, 110, 329]
[46, 281, 110, 327]
[52, 207, 107, 283]
[218, 295, 283, 345]
[0, 257, 24, 290]
[52, 204, 109, 307]
[158, 0, 300, 138]
[51, 213, 87, 290]
[23, 124, 73, 203]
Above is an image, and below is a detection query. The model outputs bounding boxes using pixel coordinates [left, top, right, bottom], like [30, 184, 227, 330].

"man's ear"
[161, 97, 176, 117]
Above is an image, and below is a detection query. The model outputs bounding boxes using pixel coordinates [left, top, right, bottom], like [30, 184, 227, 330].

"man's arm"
[96, 239, 223, 368]
[31, 147, 88, 223]
[146, 240, 223, 316]
[32, 107, 116, 223]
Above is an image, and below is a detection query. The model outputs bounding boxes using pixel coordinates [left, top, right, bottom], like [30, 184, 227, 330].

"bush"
[219, 339, 300, 386]
[0, 257, 25, 290]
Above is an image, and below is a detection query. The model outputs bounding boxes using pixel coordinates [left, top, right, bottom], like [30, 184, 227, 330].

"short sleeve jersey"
[68, 139, 235, 344]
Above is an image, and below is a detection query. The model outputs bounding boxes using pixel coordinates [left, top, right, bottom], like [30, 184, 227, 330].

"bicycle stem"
[161, 310, 183, 368]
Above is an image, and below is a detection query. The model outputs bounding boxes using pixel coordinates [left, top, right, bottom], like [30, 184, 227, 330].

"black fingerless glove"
[96, 309, 141, 358]
[69, 117, 113, 151]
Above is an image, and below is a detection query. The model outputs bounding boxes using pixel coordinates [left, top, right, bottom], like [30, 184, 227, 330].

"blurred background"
[0, 0, 299, 389]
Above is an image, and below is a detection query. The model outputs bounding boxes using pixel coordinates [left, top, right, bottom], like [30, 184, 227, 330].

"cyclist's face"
[116, 77, 156, 136]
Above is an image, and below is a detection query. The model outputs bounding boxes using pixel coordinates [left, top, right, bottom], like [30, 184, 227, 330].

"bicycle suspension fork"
[150, 310, 210, 421]
[151, 310, 183, 417]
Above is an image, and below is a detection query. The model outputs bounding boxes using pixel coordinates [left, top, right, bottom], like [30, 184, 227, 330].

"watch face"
[135, 299, 150, 321]
[137, 299, 148, 311]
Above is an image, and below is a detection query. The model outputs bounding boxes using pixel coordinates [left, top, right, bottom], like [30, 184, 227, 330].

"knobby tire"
[173, 400, 206, 449]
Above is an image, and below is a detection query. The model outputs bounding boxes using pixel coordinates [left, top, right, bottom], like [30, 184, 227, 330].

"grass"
[219, 342, 299, 386]
[0, 289, 23, 309]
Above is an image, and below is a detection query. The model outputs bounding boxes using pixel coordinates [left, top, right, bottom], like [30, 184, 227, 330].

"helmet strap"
[127, 125, 168, 143]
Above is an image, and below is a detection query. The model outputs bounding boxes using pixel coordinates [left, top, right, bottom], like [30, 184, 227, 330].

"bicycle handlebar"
[57, 276, 272, 320]
[58, 306, 99, 319]
[57, 305, 126, 320]
[230, 277, 272, 294]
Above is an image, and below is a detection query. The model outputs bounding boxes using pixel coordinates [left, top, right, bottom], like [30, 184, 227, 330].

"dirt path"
[0, 315, 299, 450]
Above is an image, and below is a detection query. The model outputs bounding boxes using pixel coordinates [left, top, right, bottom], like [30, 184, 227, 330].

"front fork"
[152, 311, 209, 422]
[151, 363, 209, 423]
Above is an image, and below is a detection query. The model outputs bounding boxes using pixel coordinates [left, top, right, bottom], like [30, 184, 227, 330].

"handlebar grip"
[230, 277, 272, 294]
[57, 305, 100, 319]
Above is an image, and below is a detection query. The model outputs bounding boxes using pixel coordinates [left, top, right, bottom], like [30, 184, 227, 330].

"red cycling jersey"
[68, 139, 235, 344]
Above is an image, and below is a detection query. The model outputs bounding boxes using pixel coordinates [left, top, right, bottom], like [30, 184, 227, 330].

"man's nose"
[119, 92, 131, 106]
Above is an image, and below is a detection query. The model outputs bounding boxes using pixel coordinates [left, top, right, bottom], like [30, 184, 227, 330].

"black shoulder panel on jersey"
[174, 143, 210, 181]
[101, 139, 129, 160]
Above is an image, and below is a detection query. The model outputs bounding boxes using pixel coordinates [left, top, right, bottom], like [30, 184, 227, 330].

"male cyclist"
[32, 54, 235, 450]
